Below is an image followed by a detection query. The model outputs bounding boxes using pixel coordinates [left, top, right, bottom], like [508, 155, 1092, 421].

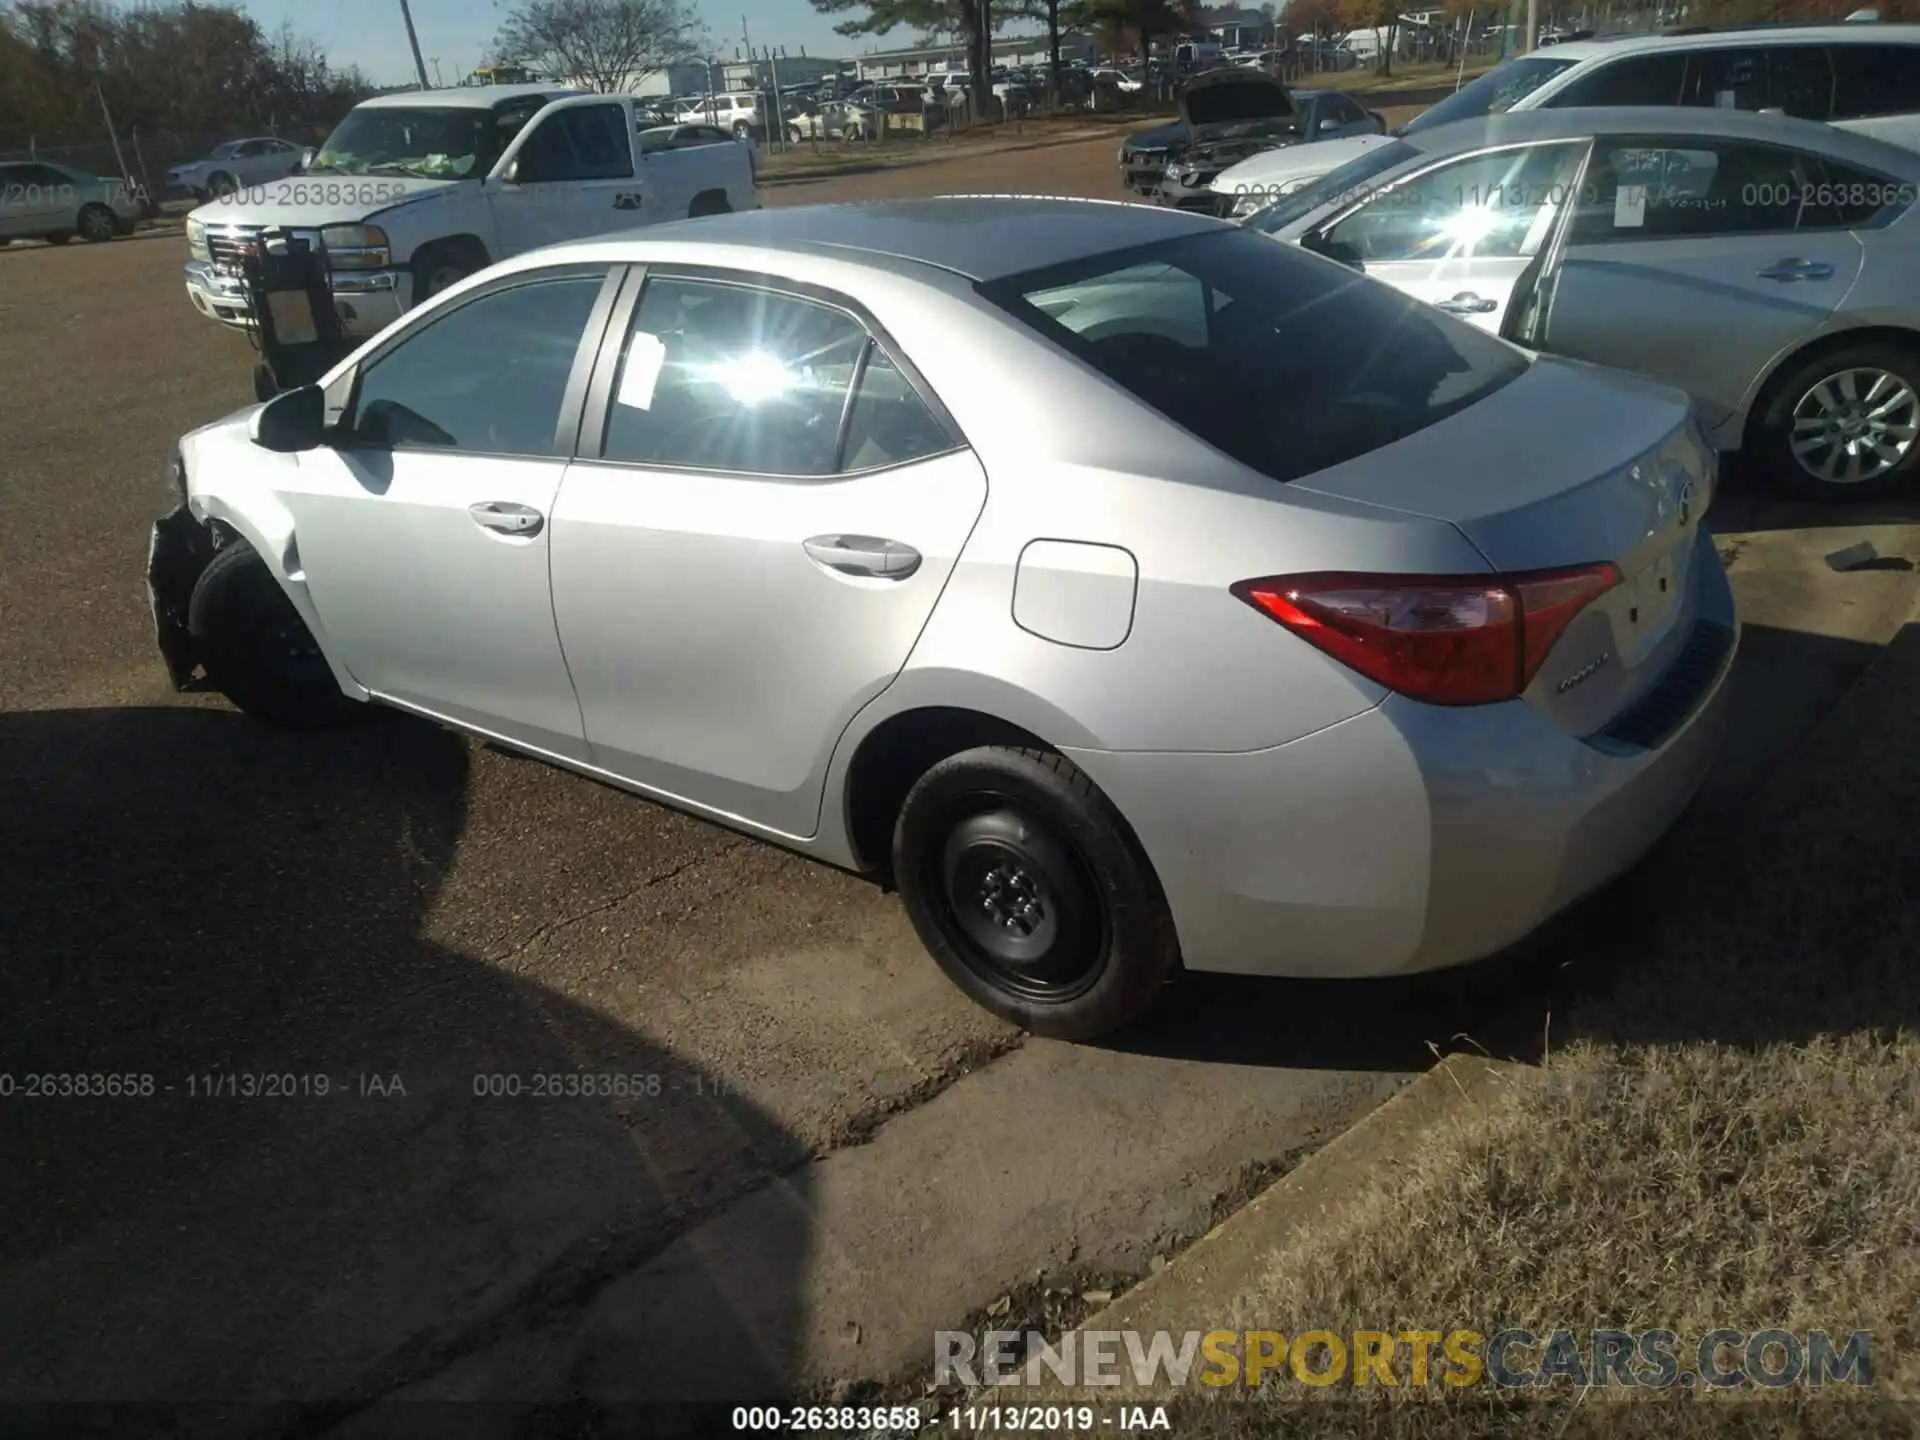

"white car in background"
[168, 137, 305, 199]
[0, 159, 144, 243]
[1216, 23, 1920, 215]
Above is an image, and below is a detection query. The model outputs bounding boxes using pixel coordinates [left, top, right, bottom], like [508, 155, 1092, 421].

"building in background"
[854, 32, 1099, 79]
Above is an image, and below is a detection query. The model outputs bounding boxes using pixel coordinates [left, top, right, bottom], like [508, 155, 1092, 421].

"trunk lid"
[1293, 355, 1718, 734]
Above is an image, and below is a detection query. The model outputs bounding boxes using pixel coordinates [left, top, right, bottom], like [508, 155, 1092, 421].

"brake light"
[1231, 564, 1622, 706]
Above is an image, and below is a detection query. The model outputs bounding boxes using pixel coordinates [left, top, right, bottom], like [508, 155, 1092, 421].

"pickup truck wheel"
[78, 204, 118, 242]
[188, 541, 369, 730]
[411, 242, 486, 302]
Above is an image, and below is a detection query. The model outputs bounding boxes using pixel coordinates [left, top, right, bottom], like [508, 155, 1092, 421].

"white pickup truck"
[183, 84, 760, 338]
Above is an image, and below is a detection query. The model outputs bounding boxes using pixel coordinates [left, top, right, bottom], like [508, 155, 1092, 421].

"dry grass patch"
[1205, 625, 1920, 1430]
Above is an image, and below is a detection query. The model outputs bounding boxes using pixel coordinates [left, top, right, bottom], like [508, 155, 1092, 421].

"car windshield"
[1399, 55, 1578, 134]
[310, 106, 506, 179]
[208, 142, 244, 159]
[978, 229, 1526, 485]
[1240, 140, 1419, 231]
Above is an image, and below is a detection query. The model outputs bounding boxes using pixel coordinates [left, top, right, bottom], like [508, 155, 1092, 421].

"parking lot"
[4, 132, 1919, 1411]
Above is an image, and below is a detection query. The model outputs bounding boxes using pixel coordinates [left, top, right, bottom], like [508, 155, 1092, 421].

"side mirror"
[501, 157, 522, 183]
[250, 384, 327, 452]
[299, 146, 318, 171]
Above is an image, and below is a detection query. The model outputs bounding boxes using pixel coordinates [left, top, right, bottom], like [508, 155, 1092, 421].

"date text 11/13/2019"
[0, 1073, 406, 1099]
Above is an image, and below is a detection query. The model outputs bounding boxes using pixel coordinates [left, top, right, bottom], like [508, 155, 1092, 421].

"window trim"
[331, 262, 625, 461]
[574, 263, 967, 482]
[1558, 135, 1908, 249]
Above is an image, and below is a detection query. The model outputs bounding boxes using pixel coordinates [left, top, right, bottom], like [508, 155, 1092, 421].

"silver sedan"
[147, 198, 1736, 1039]
[1245, 107, 1920, 499]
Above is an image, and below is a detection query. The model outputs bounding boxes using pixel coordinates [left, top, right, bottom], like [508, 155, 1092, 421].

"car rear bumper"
[184, 258, 405, 335]
[1067, 537, 1738, 979]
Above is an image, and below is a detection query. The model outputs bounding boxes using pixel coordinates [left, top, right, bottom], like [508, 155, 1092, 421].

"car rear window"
[977, 228, 1528, 484]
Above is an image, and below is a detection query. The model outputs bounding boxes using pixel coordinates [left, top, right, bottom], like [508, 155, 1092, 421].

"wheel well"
[844, 708, 1053, 881]
[688, 189, 731, 217]
[1740, 325, 1920, 453]
[412, 234, 491, 273]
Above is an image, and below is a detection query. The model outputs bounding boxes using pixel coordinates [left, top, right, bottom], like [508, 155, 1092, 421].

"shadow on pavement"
[0, 705, 808, 1417]
[1099, 621, 1907, 1073]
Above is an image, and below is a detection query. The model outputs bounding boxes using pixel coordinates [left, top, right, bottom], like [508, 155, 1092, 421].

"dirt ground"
[0, 132, 1915, 1418]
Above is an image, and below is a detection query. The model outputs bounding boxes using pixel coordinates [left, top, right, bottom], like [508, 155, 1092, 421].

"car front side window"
[346, 270, 609, 456]
[1324, 141, 1589, 263]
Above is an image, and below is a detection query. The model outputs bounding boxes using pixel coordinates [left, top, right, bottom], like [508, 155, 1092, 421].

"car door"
[1522, 134, 1865, 441]
[1310, 139, 1593, 332]
[0, 163, 70, 238]
[547, 268, 988, 837]
[487, 96, 642, 256]
[276, 263, 621, 759]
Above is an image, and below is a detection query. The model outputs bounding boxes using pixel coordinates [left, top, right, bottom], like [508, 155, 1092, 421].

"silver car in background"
[147, 199, 1734, 1039]
[1247, 108, 1920, 498]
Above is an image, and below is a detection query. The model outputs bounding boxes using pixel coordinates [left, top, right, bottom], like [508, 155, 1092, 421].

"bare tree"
[493, 0, 708, 94]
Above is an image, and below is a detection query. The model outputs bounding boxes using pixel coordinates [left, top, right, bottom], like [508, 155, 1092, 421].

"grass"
[1078, 622, 1920, 1435]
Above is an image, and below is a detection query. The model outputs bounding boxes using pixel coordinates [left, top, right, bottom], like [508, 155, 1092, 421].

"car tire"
[206, 170, 238, 199]
[893, 745, 1180, 1041]
[409, 241, 486, 303]
[1750, 341, 1920, 501]
[44, 231, 73, 245]
[188, 540, 369, 730]
[789, 127, 805, 142]
[732, 120, 753, 138]
[77, 204, 118, 242]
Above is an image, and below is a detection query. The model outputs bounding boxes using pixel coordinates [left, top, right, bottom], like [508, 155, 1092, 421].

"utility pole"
[1525, 0, 1539, 51]
[768, 44, 788, 151]
[430, 56, 445, 86]
[398, 0, 432, 90]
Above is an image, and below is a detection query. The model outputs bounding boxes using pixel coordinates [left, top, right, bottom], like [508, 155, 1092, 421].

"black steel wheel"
[894, 746, 1179, 1040]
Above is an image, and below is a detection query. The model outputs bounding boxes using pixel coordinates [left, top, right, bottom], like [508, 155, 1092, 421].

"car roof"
[551, 196, 1222, 281]
[357, 83, 580, 110]
[1540, 20, 1920, 61]
[1403, 104, 1920, 175]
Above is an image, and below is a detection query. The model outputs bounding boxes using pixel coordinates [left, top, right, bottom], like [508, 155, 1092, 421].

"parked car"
[148, 197, 1734, 1040]
[1122, 72, 1378, 206]
[673, 91, 765, 138]
[1217, 22, 1920, 214]
[167, 136, 305, 199]
[1162, 84, 1388, 208]
[0, 160, 144, 243]
[788, 102, 876, 142]
[182, 86, 759, 337]
[1248, 107, 1920, 498]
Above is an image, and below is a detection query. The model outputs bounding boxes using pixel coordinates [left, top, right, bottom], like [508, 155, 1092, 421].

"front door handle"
[468, 501, 545, 537]
[1756, 258, 1835, 282]
[803, 534, 922, 579]
[1435, 292, 1498, 314]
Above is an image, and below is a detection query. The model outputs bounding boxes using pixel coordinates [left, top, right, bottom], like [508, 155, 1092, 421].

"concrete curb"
[1052, 599, 1920, 1379]
[1060, 1055, 1517, 1352]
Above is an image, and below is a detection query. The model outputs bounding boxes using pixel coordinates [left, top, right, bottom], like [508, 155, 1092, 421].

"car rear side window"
[1829, 44, 1920, 120]
[600, 277, 870, 476]
[978, 229, 1528, 485]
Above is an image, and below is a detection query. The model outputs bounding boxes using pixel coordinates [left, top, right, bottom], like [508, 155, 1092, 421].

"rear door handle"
[468, 501, 545, 536]
[803, 534, 921, 579]
[1435, 292, 1498, 314]
[1756, 258, 1835, 282]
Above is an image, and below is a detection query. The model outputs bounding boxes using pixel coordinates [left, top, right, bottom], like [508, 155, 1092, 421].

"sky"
[239, 0, 946, 87]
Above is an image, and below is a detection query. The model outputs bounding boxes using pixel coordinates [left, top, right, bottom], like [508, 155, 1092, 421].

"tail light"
[1231, 564, 1623, 706]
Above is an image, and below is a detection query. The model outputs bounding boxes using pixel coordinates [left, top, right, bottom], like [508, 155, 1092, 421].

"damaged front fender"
[147, 502, 218, 690]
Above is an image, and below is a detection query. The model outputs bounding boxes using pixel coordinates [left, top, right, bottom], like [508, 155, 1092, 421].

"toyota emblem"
[1676, 479, 1696, 528]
